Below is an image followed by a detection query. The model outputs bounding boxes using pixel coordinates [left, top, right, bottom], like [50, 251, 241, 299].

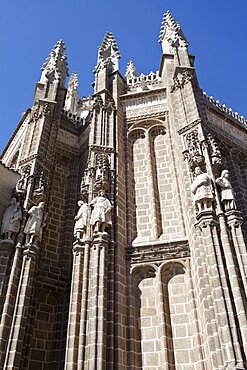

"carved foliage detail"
[171, 70, 193, 92]
[184, 129, 204, 169]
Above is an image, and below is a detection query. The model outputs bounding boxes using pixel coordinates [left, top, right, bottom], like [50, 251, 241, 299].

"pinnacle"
[125, 60, 137, 78]
[99, 31, 121, 59]
[158, 10, 188, 46]
[68, 72, 79, 89]
[41, 39, 68, 74]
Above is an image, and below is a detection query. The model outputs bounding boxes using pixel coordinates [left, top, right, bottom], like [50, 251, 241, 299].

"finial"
[94, 32, 121, 73]
[99, 32, 121, 59]
[125, 60, 137, 79]
[158, 10, 188, 49]
[64, 72, 79, 113]
[40, 39, 69, 87]
[68, 72, 79, 90]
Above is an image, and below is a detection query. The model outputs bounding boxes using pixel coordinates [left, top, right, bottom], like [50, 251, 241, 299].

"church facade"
[0, 10, 247, 370]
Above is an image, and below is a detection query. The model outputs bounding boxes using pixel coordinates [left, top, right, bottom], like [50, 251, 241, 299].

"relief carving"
[184, 129, 204, 169]
[171, 69, 193, 92]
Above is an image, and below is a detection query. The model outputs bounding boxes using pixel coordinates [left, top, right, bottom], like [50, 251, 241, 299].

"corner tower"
[123, 10, 247, 370]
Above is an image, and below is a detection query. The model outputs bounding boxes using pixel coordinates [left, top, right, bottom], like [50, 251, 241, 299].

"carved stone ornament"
[191, 167, 215, 213]
[40, 39, 69, 86]
[93, 32, 120, 74]
[32, 168, 47, 204]
[93, 94, 103, 113]
[206, 133, 222, 168]
[89, 189, 112, 233]
[127, 242, 190, 263]
[94, 153, 111, 192]
[216, 170, 236, 212]
[104, 95, 115, 115]
[125, 60, 137, 79]
[41, 102, 54, 119]
[74, 200, 89, 242]
[0, 198, 22, 241]
[24, 201, 46, 246]
[184, 129, 204, 169]
[80, 179, 89, 199]
[158, 11, 189, 50]
[15, 174, 29, 200]
[171, 69, 193, 92]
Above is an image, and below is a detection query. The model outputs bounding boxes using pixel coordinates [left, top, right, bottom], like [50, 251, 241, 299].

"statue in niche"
[216, 170, 236, 212]
[191, 167, 214, 213]
[90, 189, 112, 233]
[1, 198, 22, 240]
[24, 201, 45, 245]
[74, 199, 89, 241]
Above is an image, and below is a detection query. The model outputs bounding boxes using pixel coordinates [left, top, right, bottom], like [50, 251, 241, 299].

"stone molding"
[127, 240, 189, 263]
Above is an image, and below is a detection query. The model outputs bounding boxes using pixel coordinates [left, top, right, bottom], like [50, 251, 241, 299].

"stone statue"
[191, 167, 214, 213]
[74, 199, 89, 241]
[216, 170, 236, 212]
[90, 189, 112, 233]
[1, 198, 22, 240]
[24, 201, 45, 245]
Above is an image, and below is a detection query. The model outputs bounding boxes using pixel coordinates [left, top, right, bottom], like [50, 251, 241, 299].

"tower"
[0, 9, 247, 370]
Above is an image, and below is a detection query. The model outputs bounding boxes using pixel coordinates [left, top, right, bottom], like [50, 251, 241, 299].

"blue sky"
[1, 1, 247, 152]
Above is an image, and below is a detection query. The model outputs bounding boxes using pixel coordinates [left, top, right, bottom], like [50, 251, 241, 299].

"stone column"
[2, 243, 39, 370]
[84, 233, 109, 370]
[77, 239, 91, 369]
[212, 212, 245, 369]
[0, 245, 22, 370]
[156, 267, 169, 370]
[196, 211, 238, 369]
[226, 210, 247, 296]
[64, 242, 85, 370]
[218, 212, 247, 359]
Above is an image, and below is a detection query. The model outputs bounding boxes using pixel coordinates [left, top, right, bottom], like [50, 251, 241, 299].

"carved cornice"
[92, 232, 110, 247]
[194, 211, 218, 230]
[178, 119, 201, 135]
[126, 111, 168, 123]
[120, 87, 166, 101]
[226, 210, 244, 229]
[127, 240, 190, 263]
[19, 154, 37, 166]
[89, 145, 114, 153]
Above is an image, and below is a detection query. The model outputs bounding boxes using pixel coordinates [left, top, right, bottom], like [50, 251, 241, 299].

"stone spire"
[125, 60, 137, 79]
[158, 11, 189, 53]
[40, 39, 69, 87]
[94, 32, 121, 74]
[64, 72, 79, 113]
